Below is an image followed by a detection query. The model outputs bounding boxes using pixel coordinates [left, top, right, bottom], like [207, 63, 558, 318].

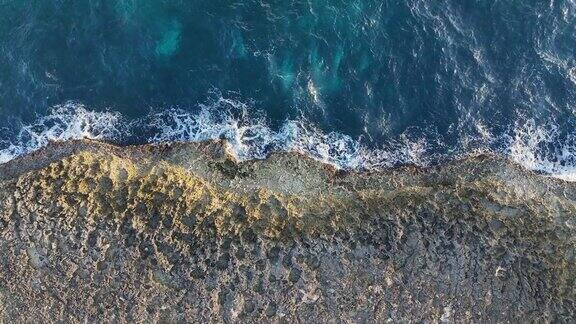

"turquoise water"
[0, 1, 575, 178]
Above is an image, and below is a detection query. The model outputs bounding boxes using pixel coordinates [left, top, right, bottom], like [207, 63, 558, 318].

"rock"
[266, 302, 278, 317]
[0, 139, 573, 322]
[288, 268, 301, 283]
[26, 246, 47, 269]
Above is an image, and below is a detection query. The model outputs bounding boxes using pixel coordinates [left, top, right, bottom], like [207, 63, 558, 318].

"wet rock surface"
[0, 139, 574, 322]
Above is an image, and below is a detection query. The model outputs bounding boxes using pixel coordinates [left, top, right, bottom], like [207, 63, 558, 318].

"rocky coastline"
[0, 139, 574, 322]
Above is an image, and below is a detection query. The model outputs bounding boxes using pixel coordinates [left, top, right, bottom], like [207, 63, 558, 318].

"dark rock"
[288, 268, 302, 283]
[266, 302, 278, 317]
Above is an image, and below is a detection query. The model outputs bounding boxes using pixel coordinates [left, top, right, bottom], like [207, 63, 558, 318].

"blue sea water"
[0, 0, 575, 179]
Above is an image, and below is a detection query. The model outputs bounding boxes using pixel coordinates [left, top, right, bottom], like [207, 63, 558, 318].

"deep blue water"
[0, 1, 575, 178]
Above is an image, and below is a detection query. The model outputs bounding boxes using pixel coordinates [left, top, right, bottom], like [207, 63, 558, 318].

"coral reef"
[0, 140, 574, 322]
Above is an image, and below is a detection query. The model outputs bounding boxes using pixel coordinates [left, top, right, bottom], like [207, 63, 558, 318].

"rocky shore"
[0, 139, 574, 322]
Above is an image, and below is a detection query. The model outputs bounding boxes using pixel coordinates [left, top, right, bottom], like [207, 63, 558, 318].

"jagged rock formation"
[0, 139, 574, 322]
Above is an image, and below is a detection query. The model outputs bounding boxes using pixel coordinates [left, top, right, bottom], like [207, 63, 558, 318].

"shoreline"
[1, 138, 571, 184]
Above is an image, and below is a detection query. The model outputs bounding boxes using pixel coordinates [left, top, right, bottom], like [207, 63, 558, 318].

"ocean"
[0, 0, 575, 180]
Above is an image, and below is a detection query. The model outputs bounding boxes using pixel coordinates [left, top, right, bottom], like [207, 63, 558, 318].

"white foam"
[1, 100, 575, 182]
[0, 102, 123, 163]
[505, 120, 576, 181]
[148, 98, 278, 160]
[147, 97, 430, 169]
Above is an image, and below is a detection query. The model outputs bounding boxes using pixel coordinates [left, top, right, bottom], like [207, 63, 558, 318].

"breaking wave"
[0, 101, 574, 182]
[146, 97, 430, 169]
[506, 120, 576, 182]
[0, 103, 124, 164]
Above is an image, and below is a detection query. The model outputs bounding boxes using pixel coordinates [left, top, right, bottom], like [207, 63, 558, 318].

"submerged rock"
[0, 139, 574, 322]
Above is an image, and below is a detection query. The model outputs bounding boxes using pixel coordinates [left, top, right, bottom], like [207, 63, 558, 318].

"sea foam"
[146, 97, 429, 169]
[506, 120, 576, 181]
[0, 101, 574, 182]
[0, 103, 124, 164]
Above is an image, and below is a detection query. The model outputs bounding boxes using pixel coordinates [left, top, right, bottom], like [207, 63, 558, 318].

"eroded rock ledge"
[0, 139, 574, 322]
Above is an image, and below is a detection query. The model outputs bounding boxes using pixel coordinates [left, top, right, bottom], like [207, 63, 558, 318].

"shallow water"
[0, 0, 575, 180]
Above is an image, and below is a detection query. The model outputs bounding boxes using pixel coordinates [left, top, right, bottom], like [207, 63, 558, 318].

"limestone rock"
[0, 139, 574, 322]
